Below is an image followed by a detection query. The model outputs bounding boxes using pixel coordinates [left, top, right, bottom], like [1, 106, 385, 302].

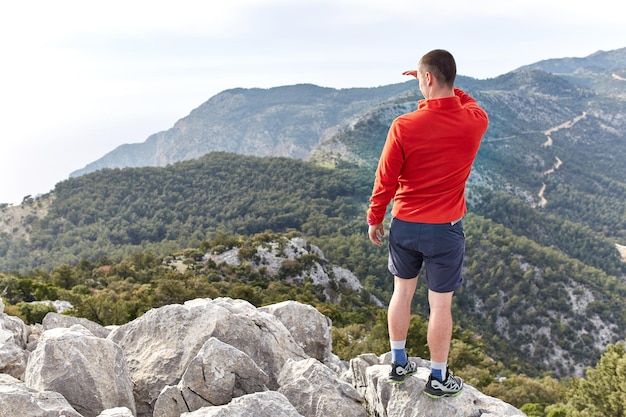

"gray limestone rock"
[278, 358, 366, 417]
[0, 297, 528, 417]
[0, 373, 83, 417]
[153, 337, 270, 417]
[0, 303, 29, 378]
[351, 354, 527, 417]
[25, 325, 136, 417]
[180, 391, 304, 417]
[43, 312, 111, 338]
[260, 300, 333, 364]
[107, 297, 307, 417]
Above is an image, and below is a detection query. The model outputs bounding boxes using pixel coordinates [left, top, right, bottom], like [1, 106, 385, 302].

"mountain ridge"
[69, 82, 414, 178]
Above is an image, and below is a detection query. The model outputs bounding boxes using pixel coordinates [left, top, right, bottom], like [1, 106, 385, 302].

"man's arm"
[454, 88, 489, 122]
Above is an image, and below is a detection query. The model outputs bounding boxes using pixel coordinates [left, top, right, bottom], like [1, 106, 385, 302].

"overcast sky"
[0, 0, 624, 205]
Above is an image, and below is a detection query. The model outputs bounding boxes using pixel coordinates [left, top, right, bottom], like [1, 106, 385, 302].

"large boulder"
[351, 354, 527, 417]
[180, 391, 304, 417]
[0, 298, 29, 378]
[43, 311, 111, 338]
[278, 358, 366, 417]
[25, 325, 136, 417]
[0, 373, 82, 417]
[260, 300, 333, 364]
[153, 337, 270, 417]
[108, 297, 307, 417]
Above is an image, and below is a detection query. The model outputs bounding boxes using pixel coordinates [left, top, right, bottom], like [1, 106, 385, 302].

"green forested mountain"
[1, 154, 370, 271]
[1, 48, 626, 386]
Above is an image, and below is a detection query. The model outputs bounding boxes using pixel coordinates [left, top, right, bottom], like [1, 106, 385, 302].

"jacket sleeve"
[455, 87, 489, 124]
[367, 119, 405, 225]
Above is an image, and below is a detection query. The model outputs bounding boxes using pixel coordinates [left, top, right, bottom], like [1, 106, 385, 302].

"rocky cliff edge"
[0, 297, 526, 417]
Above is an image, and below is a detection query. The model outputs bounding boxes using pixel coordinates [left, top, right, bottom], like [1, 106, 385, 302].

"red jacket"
[367, 88, 488, 225]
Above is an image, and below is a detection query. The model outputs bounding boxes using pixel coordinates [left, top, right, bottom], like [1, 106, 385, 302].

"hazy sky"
[1, 0, 624, 205]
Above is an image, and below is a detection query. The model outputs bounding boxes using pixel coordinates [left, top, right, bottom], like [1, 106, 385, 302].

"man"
[367, 49, 488, 398]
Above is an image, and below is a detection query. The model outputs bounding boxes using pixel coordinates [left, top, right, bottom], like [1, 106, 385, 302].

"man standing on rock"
[367, 49, 488, 398]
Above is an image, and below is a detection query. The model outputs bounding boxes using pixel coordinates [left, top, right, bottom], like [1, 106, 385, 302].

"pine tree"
[565, 342, 626, 416]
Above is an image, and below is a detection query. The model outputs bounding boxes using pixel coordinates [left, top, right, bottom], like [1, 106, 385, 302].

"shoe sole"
[387, 372, 417, 385]
[423, 388, 463, 398]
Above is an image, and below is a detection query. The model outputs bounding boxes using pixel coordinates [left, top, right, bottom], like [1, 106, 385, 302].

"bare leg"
[427, 289, 454, 362]
[388, 276, 419, 341]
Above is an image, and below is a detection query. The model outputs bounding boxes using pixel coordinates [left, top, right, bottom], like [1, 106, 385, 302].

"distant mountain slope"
[516, 47, 626, 75]
[70, 82, 413, 177]
[70, 48, 626, 181]
[515, 47, 626, 97]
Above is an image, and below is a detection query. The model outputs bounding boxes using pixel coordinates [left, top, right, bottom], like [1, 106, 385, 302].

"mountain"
[515, 47, 626, 97]
[2, 47, 626, 380]
[69, 82, 413, 178]
[69, 48, 626, 179]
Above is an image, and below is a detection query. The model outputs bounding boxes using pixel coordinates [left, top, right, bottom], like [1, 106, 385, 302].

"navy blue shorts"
[388, 217, 465, 293]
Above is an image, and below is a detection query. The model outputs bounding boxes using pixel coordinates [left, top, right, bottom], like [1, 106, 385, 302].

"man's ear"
[424, 71, 432, 86]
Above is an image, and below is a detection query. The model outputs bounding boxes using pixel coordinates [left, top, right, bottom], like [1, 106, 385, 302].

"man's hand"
[368, 223, 385, 246]
[402, 70, 417, 79]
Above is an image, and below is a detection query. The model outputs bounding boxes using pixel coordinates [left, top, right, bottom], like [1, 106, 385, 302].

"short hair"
[419, 49, 456, 88]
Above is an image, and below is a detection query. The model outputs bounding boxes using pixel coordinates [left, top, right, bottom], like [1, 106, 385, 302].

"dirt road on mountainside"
[534, 112, 586, 208]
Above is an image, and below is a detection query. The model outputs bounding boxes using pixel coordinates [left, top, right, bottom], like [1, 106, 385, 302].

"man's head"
[417, 49, 456, 99]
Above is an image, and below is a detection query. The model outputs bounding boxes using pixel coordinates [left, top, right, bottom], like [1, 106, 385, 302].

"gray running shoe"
[424, 368, 463, 398]
[388, 361, 417, 384]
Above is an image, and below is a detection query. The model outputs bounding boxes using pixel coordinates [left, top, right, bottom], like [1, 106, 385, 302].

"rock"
[180, 337, 269, 405]
[43, 311, 111, 338]
[27, 323, 43, 351]
[351, 354, 527, 417]
[25, 325, 136, 417]
[153, 385, 188, 417]
[278, 358, 366, 417]
[180, 391, 304, 417]
[153, 337, 270, 416]
[0, 340, 28, 380]
[0, 373, 83, 417]
[0, 304, 29, 378]
[260, 300, 333, 364]
[96, 407, 135, 417]
[0, 310, 28, 347]
[0, 297, 528, 417]
[350, 352, 431, 393]
[108, 298, 307, 417]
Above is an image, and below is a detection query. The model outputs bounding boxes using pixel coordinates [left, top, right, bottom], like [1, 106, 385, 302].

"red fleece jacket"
[367, 88, 488, 225]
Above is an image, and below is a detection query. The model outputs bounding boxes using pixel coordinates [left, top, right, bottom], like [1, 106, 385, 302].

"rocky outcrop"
[42, 311, 112, 338]
[0, 373, 83, 417]
[107, 298, 309, 416]
[352, 354, 526, 417]
[0, 299, 29, 379]
[180, 391, 303, 417]
[260, 300, 334, 364]
[25, 325, 136, 417]
[153, 337, 270, 416]
[278, 358, 365, 417]
[203, 237, 376, 304]
[0, 297, 526, 417]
